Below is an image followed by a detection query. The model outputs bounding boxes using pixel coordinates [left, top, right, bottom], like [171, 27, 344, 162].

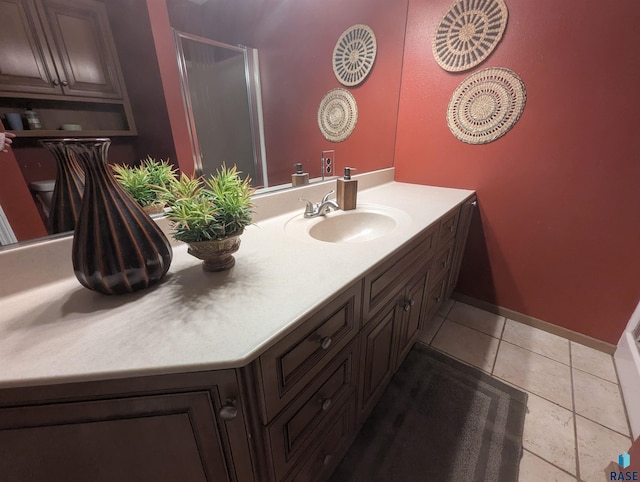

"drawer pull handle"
[321, 398, 332, 412]
[219, 401, 238, 421]
[434, 296, 441, 303]
[441, 260, 448, 268]
[449, 225, 455, 232]
[320, 337, 332, 350]
[403, 299, 415, 312]
[323, 454, 333, 466]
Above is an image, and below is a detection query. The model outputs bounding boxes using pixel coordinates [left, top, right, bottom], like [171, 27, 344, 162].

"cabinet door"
[0, 371, 253, 482]
[0, 0, 60, 95]
[446, 196, 476, 298]
[359, 299, 400, 421]
[396, 271, 428, 368]
[36, 0, 123, 99]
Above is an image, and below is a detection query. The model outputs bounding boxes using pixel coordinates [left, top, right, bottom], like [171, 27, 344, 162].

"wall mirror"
[0, 0, 409, 248]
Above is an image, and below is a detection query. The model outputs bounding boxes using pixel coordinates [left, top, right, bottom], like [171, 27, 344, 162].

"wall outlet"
[321, 150, 335, 178]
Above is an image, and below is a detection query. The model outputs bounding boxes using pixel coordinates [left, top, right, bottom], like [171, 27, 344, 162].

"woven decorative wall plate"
[318, 88, 358, 142]
[433, 0, 508, 72]
[447, 67, 526, 144]
[332, 24, 377, 86]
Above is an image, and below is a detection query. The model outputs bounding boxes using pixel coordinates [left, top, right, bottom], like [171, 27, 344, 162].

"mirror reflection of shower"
[174, 30, 268, 187]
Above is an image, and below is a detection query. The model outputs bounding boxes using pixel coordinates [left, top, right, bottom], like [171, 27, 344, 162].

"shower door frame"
[173, 30, 268, 187]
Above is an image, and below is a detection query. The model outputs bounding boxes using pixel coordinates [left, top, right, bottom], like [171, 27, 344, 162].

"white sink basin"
[285, 204, 410, 243]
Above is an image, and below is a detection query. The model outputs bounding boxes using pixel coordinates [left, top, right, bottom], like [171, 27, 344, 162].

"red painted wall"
[394, 0, 640, 343]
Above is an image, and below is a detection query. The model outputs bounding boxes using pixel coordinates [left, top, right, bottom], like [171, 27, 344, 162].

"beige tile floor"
[418, 300, 634, 482]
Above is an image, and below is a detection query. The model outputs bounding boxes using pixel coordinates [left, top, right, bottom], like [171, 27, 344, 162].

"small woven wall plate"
[433, 0, 508, 72]
[317, 88, 358, 142]
[447, 67, 526, 144]
[333, 24, 377, 86]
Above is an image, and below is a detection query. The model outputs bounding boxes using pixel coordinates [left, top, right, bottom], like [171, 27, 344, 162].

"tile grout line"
[521, 449, 581, 481]
[572, 364, 623, 385]
[490, 316, 507, 375]
[569, 342, 582, 482]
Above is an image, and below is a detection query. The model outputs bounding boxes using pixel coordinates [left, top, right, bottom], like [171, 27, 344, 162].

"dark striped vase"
[64, 138, 172, 295]
[39, 139, 85, 235]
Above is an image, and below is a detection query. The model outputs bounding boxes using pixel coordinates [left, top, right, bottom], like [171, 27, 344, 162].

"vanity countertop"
[0, 180, 474, 389]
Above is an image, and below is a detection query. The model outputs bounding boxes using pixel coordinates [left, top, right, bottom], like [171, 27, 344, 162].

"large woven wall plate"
[447, 67, 526, 144]
[433, 0, 508, 72]
[332, 24, 377, 86]
[317, 88, 358, 142]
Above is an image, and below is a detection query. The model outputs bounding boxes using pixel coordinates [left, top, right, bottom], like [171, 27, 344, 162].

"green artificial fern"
[112, 156, 177, 208]
[163, 164, 254, 243]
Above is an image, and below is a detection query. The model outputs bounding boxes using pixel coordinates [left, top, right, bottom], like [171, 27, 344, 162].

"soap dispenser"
[337, 167, 357, 210]
[291, 163, 309, 186]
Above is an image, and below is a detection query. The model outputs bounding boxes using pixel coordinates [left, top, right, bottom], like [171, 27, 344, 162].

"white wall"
[615, 300, 640, 439]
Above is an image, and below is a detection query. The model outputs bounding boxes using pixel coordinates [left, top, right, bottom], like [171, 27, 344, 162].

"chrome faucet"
[300, 190, 340, 218]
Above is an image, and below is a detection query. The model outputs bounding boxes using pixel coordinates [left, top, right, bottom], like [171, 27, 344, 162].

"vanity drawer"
[268, 341, 358, 481]
[282, 393, 356, 482]
[258, 281, 362, 422]
[363, 223, 438, 320]
[436, 208, 460, 250]
[429, 239, 455, 287]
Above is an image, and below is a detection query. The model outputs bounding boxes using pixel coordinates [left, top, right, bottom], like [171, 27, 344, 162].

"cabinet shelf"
[1, 98, 136, 136]
[9, 129, 137, 138]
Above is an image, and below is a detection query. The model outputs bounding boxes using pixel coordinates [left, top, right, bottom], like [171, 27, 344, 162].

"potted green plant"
[112, 156, 176, 214]
[160, 164, 254, 271]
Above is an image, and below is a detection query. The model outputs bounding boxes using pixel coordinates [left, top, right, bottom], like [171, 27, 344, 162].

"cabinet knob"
[403, 299, 415, 312]
[322, 454, 333, 466]
[434, 296, 441, 304]
[320, 398, 332, 412]
[60, 80, 69, 87]
[320, 337, 332, 350]
[52, 79, 60, 86]
[219, 401, 238, 421]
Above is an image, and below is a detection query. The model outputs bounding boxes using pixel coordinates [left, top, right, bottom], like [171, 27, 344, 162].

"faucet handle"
[321, 190, 335, 203]
[299, 198, 315, 214]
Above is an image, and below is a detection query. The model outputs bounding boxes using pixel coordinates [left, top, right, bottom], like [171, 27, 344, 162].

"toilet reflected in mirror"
[30, 179, 55, 221]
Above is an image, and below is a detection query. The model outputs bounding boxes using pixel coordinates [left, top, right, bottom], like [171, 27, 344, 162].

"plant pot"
[187, 231, 243, 272]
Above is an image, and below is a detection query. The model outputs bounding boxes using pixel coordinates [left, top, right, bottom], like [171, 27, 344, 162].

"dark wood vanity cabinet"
[357, 198, 475, 425]
[0, 196, 476, 482]
[248, 282, 363, 481]
[0, 0, 123, 99]
[0, 370, 255, 482]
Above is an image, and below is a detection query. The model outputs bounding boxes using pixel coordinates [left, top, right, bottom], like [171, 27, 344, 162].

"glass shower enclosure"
[173, 30, 268, 188]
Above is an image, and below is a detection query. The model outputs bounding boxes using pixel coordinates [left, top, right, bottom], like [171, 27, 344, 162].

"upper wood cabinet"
[0, 0, 124, 100]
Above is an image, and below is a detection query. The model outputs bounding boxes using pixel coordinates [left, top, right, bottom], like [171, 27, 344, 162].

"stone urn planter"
[186, 230, 243, 272]
[162, 164, 253, 272]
